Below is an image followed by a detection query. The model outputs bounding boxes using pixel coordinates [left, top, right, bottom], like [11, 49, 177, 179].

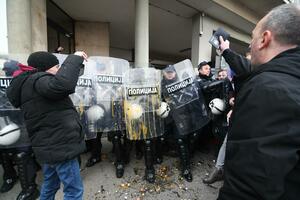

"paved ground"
[0, 140, 222, 200]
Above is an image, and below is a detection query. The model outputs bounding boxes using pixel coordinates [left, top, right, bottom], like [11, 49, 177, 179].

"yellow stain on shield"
[123, 84, 162, 140]
[124, 101, 148, 140]
[78, 102, 84, 116]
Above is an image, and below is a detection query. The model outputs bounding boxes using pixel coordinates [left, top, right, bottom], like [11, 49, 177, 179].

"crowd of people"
[0, 3, 299, 200]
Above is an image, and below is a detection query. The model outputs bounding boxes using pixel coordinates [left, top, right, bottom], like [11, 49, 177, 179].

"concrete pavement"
[0, 140, 222, 200]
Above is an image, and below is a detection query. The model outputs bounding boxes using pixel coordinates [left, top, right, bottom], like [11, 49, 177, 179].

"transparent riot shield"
[0, 56, 31, 148]
[53, 53, 97, 140]
[54, 53, 87, 76]
[71, 74, 96, 140]
[84, 56, 129, 135]
[161, 59, 209, 136]
[55, 54, 97, 140]
[53, 53, 68, 66]
[124, 68, 164, 140]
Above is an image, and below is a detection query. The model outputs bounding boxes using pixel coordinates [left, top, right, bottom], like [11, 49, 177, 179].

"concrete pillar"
[75, 21, 110, 56]
[7, 0, 32, 61]
[6, 0, 47, 62]
[134, 0, 149, 68]
[0, 1, 8, 55]
[31, 0, 47, 52]
[191, 13, 201, 68]
[191, 13, 212, 68]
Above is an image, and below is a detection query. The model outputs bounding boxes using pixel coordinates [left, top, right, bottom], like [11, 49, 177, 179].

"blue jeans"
[40, 158, 83, 200]
[216, 134, 227, 169]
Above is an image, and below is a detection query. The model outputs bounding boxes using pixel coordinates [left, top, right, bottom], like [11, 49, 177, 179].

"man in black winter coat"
[196, 61, 214, 92]
[7, 51, 88, 200]
[217, 4, 300, 200]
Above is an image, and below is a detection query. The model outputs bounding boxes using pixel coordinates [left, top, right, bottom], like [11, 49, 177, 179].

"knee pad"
[114, 135, 119, 140]
[177, 138, 183, 145]
[15, 152, 27, 160]
[145, 140, 151, 145]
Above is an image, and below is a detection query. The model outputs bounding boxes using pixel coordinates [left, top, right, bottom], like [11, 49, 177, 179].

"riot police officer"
[77, 56, 130, 179]
[161, 62, 209, 182]
[0, 59, 39, 200]
[123, 68, 164, 183]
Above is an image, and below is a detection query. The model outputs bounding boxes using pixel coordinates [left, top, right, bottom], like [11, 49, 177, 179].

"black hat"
[198, 61, 209, 70]
[27, 51, 59, 71]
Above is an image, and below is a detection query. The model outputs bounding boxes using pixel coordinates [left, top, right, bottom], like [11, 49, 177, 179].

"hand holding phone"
[209, 27, 230, 49]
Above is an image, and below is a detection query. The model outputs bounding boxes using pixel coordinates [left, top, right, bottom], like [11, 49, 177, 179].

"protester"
[216, 69, 227, 80]
[202, 67, 235, 185]
[7, 51, 88, 200]
[203, 50, 250, 185]
[217, 4, 300, 199]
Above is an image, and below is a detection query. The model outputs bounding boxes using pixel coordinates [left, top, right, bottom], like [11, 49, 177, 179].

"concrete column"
[199, 17, 215, 64]
[7, 0, 32, 62]
[31, 0, 47, 52]
[6, 0, 47, 62]
[191, 13, 201, 68]
[0, 1, 8, 55]
[134, 0, 149, 68]
[191, 13, 211, 68]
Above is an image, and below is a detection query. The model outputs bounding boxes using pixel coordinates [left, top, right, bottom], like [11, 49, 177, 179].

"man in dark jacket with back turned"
[7, 51, 88, 200]
[217, 4, 300, 200]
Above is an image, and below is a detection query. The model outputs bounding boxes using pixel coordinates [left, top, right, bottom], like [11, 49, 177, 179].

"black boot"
[113, 134, 125, 178]
[189, 133, 199, 157]
[182, 169, 193, 182]
[86, 156, 101, 167]
[155, 156, 163, 165]
[144, 140, 155, 183]
[177, 138, 193, 182]
[145, 168, 155, 183]
[202, 167, 224, 184]
[154, 137, 164, 164]
[15, 152, 39, 200]
[135, 141, 144, 160]
[116, 164, 125, 178]
[86, 133, 102, 167]
[0, 152, 17, 193]
[123, 136, 132, 164]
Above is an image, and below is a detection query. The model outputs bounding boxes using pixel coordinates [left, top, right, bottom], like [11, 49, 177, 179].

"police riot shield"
[161, 59, 209, 136]
[53, 53, 97, 140]
[71, 73, 96, 140]
[84, 56, 129, 135]
[202, 78, 233, 140]
[0, 56, 31, 148]
[55, 54, 97, 140]
[124, 68, 164, 140]
[53, 53, 87, 77]
[53, 53, 67, 66]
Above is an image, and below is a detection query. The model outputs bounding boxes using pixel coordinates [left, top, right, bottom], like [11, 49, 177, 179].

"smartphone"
[209, 27, 230, 49]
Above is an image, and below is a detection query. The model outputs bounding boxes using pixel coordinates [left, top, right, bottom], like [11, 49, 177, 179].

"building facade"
[1, 0, 291, 68]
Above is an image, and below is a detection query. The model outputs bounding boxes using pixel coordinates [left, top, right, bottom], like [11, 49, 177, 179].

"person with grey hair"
[216, 3, 300, 200]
